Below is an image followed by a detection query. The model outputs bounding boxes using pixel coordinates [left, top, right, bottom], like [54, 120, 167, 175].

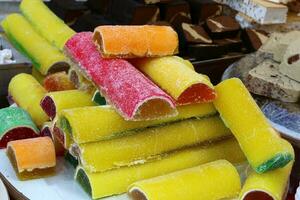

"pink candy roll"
[64, 32, 177, 121]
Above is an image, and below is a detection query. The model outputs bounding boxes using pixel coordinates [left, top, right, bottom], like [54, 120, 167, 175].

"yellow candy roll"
[240, 162, 293, 200]
[8, 73, 49, 127]
[213, 78, 294, 173]
[40, 90, 95, 120]
[133, 56, 216, 105]
[1, 14, 69, 75]
[75, 138, 246, 199]
[129, 160, 241, 200]
[20, 0, 76, 50]
[77, 116, 231, 172]
[32, 67, 45, 84]
[58, 103, 217, 145]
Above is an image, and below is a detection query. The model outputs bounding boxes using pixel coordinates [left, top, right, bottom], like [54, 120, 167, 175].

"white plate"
[0, 176, 9, 200]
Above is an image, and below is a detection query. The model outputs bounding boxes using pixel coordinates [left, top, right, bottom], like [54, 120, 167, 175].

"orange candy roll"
[44, 72, 75, 92]
[7, 137, 56, 180]
[93, 25, 179, 58]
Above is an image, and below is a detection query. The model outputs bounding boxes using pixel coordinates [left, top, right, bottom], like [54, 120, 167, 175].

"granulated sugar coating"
[64, 32, 177, 121]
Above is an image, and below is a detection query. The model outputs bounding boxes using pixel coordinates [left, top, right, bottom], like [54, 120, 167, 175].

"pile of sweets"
[0, 1, 295, 200]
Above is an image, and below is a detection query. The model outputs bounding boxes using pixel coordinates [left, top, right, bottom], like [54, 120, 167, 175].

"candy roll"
[0, 107, 39, 149]
[65, 32, 176, 121]
[75, 138, 246, 199]
[240, 162, 293, 200]
[8, 73, 49, 127]
[132, 56, 216, 105]
[20, 0, 76, 50]
[92, 90, 106, 105]
[43, 72, 75, 92]
[75, 116, 231, 172]
[213, 78, 294, 173]
[40, 90, 95, 120]
[58, 103, 216, 146]
[7, 137, 56, 180]
[128, 160, 241, 200]
[93, 25, 178, 58]
[1, 14, 69, 75]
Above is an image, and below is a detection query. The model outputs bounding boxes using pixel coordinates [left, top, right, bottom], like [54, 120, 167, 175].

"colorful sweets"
[65, 32, 176, 121]
[128, 160, 241, 200]
[75, 117, 231, 172]
[213, 78, 294, 173]
[75, 139, 245, 199]
[40, 90, 95, 120]
[20, 0, 76, 50]
[8, 73, 49, 127]
[7, 137, 56, 180]
[0, 107, 39, 148]
[132, 56, 216, 105]
[58, 103, 216, 146]
[43, 72, 75, 92]
[240, 162, 293, 200]
[93, 25, 178, 58]
[1, 14, 69, 75]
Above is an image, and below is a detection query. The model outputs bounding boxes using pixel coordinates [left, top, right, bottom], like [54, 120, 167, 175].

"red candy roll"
[64, 32, 177, 121]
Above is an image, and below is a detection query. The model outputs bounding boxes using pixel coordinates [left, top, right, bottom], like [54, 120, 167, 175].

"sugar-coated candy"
[20, 0, 76, 50]
[7, 137, 56, 180]
[128, 160, 241, 200]
[93, 25, 178, 58]
[0, 107, 39, 148]
[8, 73, 49, 127]
[213, 78, 294, 173]
[1, 14, 69, 75]
[75, 116, 231, 172]
[132, 56, 216, 105]
[75, 138, 245, 199]
[58, 103, 216, 147]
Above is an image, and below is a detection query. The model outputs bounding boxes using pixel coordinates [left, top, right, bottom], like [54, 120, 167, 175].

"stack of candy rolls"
[57, 103, 217, 147]
[93, 25, 179, 58]
[43, 72, 75, 92]
[128, 160, 241, 200]
[1, 14, 69, 75]
[64, 32, 177, 121]
[8, 73, 49, 127]
[40, 90, 95, 120]
[75, 138, 246, 199]
[20, 0, 76, 50]
[0, 107, 39, 148]
[131, 56, 216, 105]
[213, 78, 294, 173]
[71, 116, 231, 172]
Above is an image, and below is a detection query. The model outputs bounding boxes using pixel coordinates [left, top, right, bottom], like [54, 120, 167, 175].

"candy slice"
[132, 56, 216, 105]
[20, 0, 76, 50]
[75, 116, 231, 172]
[40, 90, 95, 120]
[7, 137, 56, 180]
[58, 103, 216, 146]
[0, 107, 39, 149]
[75, 138, 245, 199]
[93, 25, 178, 58]
[65, 32, 176, 121]
[8, 73, 49, 127]
[1, 14, 69, 75]
[128, 160, 241, 200]
[213, 78, 294, 173]
[43, 72, 75, 92]
[240, 162, 293, 200]
[40, 122, 52, 138]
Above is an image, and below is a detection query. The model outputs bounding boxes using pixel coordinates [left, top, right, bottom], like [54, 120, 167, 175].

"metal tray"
[0, 35, 32, 108]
